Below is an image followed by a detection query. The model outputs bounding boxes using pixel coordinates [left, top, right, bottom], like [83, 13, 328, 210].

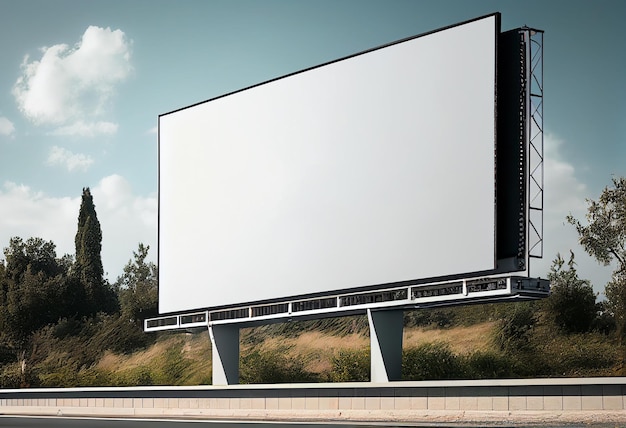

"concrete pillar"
[209, 324, 240, 385]
[367, 309, 403, 382]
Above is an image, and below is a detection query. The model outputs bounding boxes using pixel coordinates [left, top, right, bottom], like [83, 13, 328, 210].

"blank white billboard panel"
[159, 15, 497, 314]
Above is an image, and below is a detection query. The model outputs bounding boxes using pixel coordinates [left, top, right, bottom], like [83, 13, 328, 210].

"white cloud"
[0, 176, 156, 281]
[0, 182, 79, 260]
[47, 146, 94, 172]
[49, 120, 118, 137]
[0, 116, 15, 137]
[91, 175, 157, 278]
[530, 133, 613, 294]
[543, 135, 588, 214]
[12, 26, 132, 137]
[146, 126, 158, 135]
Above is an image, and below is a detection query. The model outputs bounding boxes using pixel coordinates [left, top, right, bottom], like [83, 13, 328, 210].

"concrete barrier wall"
[1, 377, 625, 424]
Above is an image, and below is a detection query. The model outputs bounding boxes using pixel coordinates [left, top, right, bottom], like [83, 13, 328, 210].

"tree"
[605, 272, 626, 342]
[493, 302, 536, 354]
[567, 177, 626, 273]
[568, 177, 626, 341]
[0, 237, 74, 386]
[545, 251, 597, 333]
[74, 188, 116, 315]
[116, 243, 158, 323]
[3, 237, 62, 284]
[1, 238, 73, 338]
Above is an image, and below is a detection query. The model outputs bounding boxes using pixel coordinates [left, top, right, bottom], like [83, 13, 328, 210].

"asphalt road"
[0, 416, 412, 428]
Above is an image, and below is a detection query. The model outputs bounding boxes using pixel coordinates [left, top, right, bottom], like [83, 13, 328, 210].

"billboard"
[159, 14, 501, 314]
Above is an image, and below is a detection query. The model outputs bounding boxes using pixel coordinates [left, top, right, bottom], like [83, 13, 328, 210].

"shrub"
[110, 366, 153, 387]
[537, 332, 619, 376]
[493, 302, 537, 354]
[52, 317, 83, 339]
[463, 351, 516, 379]
[0, 363, 39, 388]
[89, 314, 155, 355]
[240, 347, 317, 384]
[38, 362, 82, 388]
[329, 348, 370, 382]
[0, 341, 15, 366]
[151, 345, 190, 385]
[0, 363, 23, 388]
[402, 342, 464, 380]
[404, 309, 457, 329]
[545, 252, 598, 334]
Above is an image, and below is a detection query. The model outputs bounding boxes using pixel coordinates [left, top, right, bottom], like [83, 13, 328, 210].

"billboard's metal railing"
[145, 275, 549, 332]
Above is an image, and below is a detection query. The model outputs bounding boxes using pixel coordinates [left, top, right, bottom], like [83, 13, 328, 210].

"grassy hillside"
[66, 319, 499, 386]
[1, 303, 624, 388]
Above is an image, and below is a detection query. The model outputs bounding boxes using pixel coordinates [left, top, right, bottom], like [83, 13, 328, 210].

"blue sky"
[0, 0, 624, 293]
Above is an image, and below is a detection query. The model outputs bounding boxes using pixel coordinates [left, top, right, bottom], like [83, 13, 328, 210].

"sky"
[0, 0, 624, 296]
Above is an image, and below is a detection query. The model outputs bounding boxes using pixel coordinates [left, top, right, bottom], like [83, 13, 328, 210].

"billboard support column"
[368, 309, 403, 382]
[209, 324, 240, 385]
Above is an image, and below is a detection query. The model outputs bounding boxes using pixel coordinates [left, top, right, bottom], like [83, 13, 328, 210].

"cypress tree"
[74, 187, 105, 314]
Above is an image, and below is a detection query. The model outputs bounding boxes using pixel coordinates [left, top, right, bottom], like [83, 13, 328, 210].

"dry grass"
[91, 323, 498, 382]
[291, 332, 368, 373]
[293, 331, 368, 351]
[240, 330, 369, 374]
[95, 335, 183, 373]
[180, 332, 212, 359]
[96, 351, 121, 371]
[403, 322, 495, 354]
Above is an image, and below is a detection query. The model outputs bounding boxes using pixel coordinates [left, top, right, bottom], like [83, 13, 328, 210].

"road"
[0, 416, 413, 428]
[2, 416, 616, 428]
